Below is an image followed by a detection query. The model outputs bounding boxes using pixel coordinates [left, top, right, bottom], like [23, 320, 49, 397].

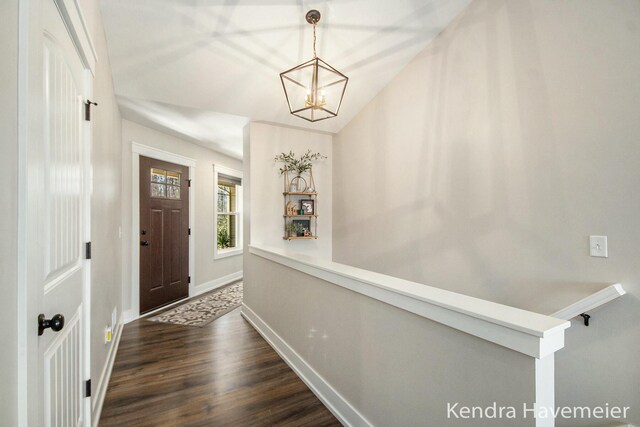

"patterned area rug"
[148, 281, 243, 327]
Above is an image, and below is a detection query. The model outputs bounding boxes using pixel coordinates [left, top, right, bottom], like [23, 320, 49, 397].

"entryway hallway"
[99, 308, 339, 426]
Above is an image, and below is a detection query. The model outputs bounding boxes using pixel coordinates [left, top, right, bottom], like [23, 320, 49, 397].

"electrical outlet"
[104, 326, 112, 344]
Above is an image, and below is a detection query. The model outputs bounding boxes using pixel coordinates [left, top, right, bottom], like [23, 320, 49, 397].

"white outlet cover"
[589, 235, 608, 258]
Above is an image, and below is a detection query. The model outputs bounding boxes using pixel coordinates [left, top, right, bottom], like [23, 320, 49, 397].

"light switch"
[589, 235, 608, 258]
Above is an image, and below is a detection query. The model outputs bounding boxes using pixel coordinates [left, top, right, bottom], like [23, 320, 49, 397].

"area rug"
[148, 281, 243, 327]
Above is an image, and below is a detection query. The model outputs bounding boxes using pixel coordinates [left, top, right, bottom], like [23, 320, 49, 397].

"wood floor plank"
[99, 308, 341, 426]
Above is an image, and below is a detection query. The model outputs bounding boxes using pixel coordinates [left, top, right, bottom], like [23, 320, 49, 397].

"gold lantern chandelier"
[280, 10, 349, 122]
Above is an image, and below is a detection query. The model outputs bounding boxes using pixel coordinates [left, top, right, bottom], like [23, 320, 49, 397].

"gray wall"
[79, 0, 125, 406]
[0, 0, 19, 424]
[121, 119, 243, 312]
[333, 0, 640, 425]
[247, 122, 333, 257]
[244, 254, 538, 426]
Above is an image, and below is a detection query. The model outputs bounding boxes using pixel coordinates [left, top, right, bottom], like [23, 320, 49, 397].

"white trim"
[215, 246, 242, 259]
[241, 304, 371, 427]
[17, 2, 30, 422]
[551, 283, 626, 320]
[193, 271, 243, 297]
[130, 141, 196, 320]
[214, 164, 243, 259]
[90, 315, 124, 427]
[534, 355, 555, 427]
[249, 245, 570, 358]
[132, 141, 196, 167]
[81, 67, 94, 426]
[53, 0, 98, 75]
[130, 297, 189, 320]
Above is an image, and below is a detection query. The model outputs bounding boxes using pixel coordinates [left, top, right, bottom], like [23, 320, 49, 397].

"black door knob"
[38, 314, 65, 336]
[141, 240, 150, 246]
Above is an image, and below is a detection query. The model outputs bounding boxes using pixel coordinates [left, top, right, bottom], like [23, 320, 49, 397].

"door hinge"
[84, 100, 98, 121]
[187, 179, 192, 187]
[188, 276, 191, 284]
[85, 242, 92, 260]
[188, 228, 191, 235]
[84, 379, 91, 397]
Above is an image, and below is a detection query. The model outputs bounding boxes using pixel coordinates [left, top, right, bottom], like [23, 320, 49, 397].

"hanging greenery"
[274, 149, 326, 175]
[285, 221, 305, 237]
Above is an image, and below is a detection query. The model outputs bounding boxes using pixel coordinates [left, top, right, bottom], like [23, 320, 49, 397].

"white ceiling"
[100, 0, 470, 157]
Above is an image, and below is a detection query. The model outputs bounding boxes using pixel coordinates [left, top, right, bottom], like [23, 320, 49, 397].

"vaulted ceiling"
[100, 0, 470, 158]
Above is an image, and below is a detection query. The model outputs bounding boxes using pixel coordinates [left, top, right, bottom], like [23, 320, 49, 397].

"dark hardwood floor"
[99, 307, 340, 426]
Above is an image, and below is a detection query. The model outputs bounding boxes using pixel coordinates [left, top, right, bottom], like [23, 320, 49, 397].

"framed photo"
[300, 199, 315, 215]
[292, 219, 311, 236]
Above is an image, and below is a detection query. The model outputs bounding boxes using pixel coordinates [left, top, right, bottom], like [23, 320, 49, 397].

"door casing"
[127, 142, 196, 322]
[139, 155, 190, 313]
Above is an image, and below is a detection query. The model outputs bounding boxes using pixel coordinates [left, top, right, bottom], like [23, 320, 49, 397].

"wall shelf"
[283, 192, 317, 196]
[283, 172, 318, 240]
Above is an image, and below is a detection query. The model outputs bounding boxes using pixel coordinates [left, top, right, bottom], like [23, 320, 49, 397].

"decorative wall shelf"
[283, 192, 317, 196]
[283, 236, 319, 240]
[282, 172, 318, 240]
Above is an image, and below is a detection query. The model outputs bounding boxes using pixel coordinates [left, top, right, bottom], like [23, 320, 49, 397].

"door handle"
[141, 240, 150, 246]
[38, 314, 65, 336]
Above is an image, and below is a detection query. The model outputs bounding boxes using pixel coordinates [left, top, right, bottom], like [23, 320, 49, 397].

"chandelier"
[280, 10, 349, 122]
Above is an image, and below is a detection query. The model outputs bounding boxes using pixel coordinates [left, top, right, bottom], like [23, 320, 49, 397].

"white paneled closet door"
[26, 0, 91, 425]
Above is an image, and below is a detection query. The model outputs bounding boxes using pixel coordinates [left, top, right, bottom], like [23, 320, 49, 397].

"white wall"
[244, 253, 540, 426]
[76, 0, 124, 415]
[121, 119, 243, 313]
[333, 0, 640, 425]
[247, 122, 332, 258]
[0, 0, 19, 423]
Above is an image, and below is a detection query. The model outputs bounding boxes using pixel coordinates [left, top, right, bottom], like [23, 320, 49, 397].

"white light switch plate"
[589, 235, 608, 257]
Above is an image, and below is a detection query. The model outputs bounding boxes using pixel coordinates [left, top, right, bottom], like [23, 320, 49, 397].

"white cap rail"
[249, 245, 571, 359]
[551, 283, 626, 326]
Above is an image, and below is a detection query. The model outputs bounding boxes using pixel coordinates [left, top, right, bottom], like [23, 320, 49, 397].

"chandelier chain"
[313, 23, 317, 58]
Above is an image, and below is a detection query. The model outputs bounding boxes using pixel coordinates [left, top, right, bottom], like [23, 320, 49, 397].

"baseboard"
[194, 271, 243, 297]
[91, 314, 124, 427]
[240, 304, 370, 427]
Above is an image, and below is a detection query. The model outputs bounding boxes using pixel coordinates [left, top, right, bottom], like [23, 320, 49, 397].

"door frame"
[17, 0, 97, 425]
[128, 142, 196, 321]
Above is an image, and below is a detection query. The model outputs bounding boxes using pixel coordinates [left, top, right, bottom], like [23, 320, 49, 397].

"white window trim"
[214, 164, 243, 259]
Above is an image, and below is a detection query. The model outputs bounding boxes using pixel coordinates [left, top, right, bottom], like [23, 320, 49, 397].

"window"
[151, 168, 181, 199]
[214, 165, 243, 259]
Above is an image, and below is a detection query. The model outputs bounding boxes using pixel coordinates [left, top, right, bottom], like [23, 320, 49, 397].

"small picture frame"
[292, 219, 311, 236]
[300, 199, 315, 215]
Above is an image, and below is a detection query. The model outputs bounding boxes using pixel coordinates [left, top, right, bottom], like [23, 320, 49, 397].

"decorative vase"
[307, 168, 316, 192]
[290, 175, 307, 192]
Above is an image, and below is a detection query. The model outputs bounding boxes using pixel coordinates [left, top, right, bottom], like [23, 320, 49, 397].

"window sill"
[214, 248, 243, 259]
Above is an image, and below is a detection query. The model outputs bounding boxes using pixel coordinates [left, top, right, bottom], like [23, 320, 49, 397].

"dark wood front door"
[140, 156, 190, 313]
